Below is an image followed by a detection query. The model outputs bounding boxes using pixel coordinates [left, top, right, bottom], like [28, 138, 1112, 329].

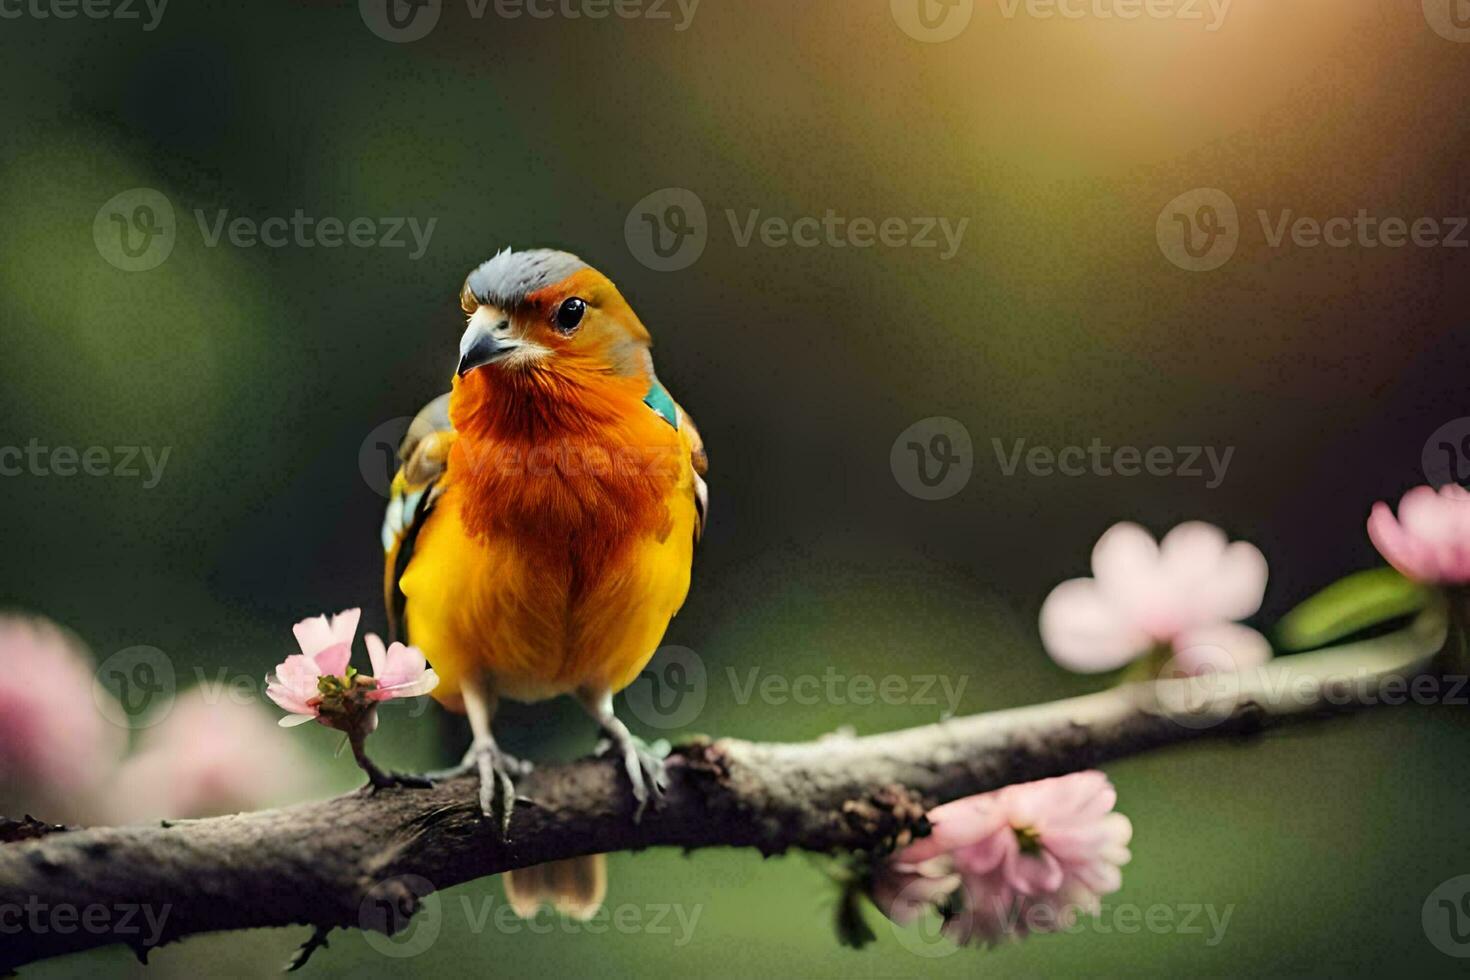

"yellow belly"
[399, 482, 696, 708]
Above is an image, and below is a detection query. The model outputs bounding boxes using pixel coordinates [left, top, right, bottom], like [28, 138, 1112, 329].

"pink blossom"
[265, 609, 437, 728]
[364, 633, 440, 701]
[106, 688, 314, 824]
[266, 608, 360, 727]
[291, 607, 362, 660]
[872, 771, 1132, 946]
[1039, 521, 1271, 675]
[0, 615, 125, 822]
[1367, 484, 1470, 585]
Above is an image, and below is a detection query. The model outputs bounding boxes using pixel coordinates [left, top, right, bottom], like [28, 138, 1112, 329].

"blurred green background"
[4, 0, 1470, 976]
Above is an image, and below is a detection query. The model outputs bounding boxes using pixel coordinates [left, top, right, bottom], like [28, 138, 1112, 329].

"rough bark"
[0, 618, 1445, 971]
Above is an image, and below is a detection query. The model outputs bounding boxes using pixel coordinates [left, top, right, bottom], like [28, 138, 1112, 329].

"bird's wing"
[677, 402, 709, 544]
[382, 393, 455, 643]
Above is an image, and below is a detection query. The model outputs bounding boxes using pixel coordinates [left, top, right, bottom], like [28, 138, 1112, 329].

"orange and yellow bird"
[381, 249, 708, 918]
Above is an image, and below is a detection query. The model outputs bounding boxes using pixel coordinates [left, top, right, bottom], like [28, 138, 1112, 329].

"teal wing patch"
[644, 376, 680, 430]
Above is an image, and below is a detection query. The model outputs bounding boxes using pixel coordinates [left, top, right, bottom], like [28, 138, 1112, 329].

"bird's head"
[452, 249, 652, 392]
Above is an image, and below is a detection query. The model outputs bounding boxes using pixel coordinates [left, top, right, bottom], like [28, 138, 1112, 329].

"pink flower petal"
[265, 680, 314, 716]
[1039, 578, 1151, 673]
[311, 642, 352, 678]
[370, 669, 440, 702]
[1368, 499, 1439, 582]
[897, 795, 1006, 865]
[1158, 521, 1228, 580]
[1004, 846, 1064, 896]
[365, 632, 388, 678]
[1170, 622, 1273, 675]
[291, 608, 361, 658]
[1090, 522, 1166, 616]
[873, 770, 1131, 947]
[1199, 541, 1269, 622]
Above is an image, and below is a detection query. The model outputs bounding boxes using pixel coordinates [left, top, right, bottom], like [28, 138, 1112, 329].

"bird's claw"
[424, 744, 532, 782]
[471, 740, 528, 837]
[360, 765, 435, 792]
[353, 745, 436, 793]
[369, 770, 434, 791]
[596, 732, 669, 822]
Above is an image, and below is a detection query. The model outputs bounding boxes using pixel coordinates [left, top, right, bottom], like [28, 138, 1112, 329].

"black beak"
[456, 323, 518, 377]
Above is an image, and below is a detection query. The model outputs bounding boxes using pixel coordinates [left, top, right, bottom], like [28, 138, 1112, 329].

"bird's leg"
[577, 689, 669, 823]
[463, 680, 529, 837]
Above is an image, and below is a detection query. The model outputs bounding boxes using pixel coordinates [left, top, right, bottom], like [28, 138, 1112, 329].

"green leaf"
[1275, 567, 1433, 651]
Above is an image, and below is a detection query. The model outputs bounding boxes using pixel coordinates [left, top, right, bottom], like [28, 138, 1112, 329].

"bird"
[380, 248, 708, 920]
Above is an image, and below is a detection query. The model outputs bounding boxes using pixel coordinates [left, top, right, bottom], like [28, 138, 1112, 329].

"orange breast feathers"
[399, 358, 701, 705]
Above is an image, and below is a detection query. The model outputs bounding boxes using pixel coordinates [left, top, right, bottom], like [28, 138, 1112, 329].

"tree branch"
[0, 617, 1446, 971]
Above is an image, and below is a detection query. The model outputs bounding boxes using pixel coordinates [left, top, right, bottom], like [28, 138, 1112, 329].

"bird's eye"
[554, 297, 587, 333]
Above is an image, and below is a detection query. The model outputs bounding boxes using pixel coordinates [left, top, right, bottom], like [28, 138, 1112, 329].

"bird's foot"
[349, 733, 436, 793]
[424, 743, 533, 783]
[469, 738, 530, 837]
[355, 756, 435, 793]
[595, 726, 670, 823]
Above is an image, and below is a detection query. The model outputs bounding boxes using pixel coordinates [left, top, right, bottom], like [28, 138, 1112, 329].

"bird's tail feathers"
[504, 854, 607, 921]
